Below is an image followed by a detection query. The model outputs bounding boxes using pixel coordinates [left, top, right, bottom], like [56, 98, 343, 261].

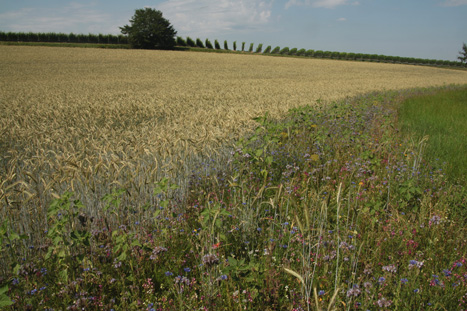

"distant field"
[1, 45, 467, 233]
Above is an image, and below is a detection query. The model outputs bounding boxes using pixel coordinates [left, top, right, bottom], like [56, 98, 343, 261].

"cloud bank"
[155, 0, 273, 37]
[0, 2, 121, 34]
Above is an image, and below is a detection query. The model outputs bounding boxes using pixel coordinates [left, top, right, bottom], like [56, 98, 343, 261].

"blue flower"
[184, 267, 191, 273]
[318, 290, 325, 296]
[165, 271, 173, 276]
[401, 278, 408, 284]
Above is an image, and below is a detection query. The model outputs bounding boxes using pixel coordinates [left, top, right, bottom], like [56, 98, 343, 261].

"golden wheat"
[1, 45, 467, 234]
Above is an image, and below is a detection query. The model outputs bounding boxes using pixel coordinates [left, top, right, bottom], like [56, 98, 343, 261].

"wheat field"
[1, 45, 467, 235]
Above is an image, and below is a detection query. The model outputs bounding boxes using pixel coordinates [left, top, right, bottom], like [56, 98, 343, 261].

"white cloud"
[337, 17, 347, 21]
[440, 0, 467, 6]
[154, 0, 268, 36]
[155, 0, 273, 37]
[0, 2, 121, 34]
[285, 0, 360, 9]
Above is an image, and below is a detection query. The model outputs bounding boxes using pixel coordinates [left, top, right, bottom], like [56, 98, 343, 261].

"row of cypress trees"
[176, 36, 463, 67]
[0, 31, 461, 67]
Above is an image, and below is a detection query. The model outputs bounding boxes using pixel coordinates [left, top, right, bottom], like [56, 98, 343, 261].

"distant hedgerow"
[305, 49, 314, 57]
[224, 40, 229, 50]
[289, 48, 298, 55]
[214, 40, 221, 49]
[271, 46, 280, 54]
[296, 48, 306, 56]
[248, 43, 254, 52]
[233, 41, 237, 51]
[263, 45, 272, 53]
[241, 42, 245, 51]
[279, 47, 289, 55]
[314, 50, 324, 58]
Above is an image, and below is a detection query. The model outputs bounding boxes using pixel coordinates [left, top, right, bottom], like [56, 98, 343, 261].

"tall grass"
[398, 87, 467, 184]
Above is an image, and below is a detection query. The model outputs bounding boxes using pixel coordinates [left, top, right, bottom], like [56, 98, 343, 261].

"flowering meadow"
[1, 86, 466, 310]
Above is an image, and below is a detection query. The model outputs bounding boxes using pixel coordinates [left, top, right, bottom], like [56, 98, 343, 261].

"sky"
[1, 0, 466, 61]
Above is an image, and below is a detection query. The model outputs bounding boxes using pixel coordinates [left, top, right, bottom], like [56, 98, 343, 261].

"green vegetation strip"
[1, 87, 466, 310]
[0, 41, 130, 49]
[398, 87, 467, 184]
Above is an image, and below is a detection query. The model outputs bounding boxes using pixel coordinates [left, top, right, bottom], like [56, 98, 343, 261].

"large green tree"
[120, 8, 177, 49]
[458, 42, 467, 66]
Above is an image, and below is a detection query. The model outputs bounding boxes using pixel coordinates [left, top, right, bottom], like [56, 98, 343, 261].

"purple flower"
[429, 215, 441, 225]
[401, 278, 408, 284]
[202, 254, 220, 267]
[150, 246, 168, 260]
[382, 264, 397, 273]
[376, 297, 392, 308]
[346, 285, 361, 297]
[165, 271, 173, 276]
[409, 260, 424, 269]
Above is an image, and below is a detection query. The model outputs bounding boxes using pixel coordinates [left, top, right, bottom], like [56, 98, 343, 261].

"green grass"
[1, 86, 467, 310]
[398, 87, 467, 184]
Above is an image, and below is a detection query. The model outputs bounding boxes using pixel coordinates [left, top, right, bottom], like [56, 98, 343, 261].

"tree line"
[0, 31, 128, 45]
[175, 37, 463, 67]
[1, 30, 462, 67]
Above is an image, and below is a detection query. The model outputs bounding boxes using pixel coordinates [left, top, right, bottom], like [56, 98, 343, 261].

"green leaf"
[228, 256, 237, 266]
[12, 263, 21, 275]
[0, 293, 14, 307]
[131, 239, 142, 247]
[118, 252, 127, 261]
[59, 269, 68, 283]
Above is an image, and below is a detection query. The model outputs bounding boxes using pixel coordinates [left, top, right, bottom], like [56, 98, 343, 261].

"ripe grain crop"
[1, 45, 467, 238]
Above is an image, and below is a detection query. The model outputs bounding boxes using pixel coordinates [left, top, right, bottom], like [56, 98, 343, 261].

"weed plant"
[1, 87, 466, 310]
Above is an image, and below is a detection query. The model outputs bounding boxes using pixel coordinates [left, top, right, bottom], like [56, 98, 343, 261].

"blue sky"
[1, 0, 466, 61]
